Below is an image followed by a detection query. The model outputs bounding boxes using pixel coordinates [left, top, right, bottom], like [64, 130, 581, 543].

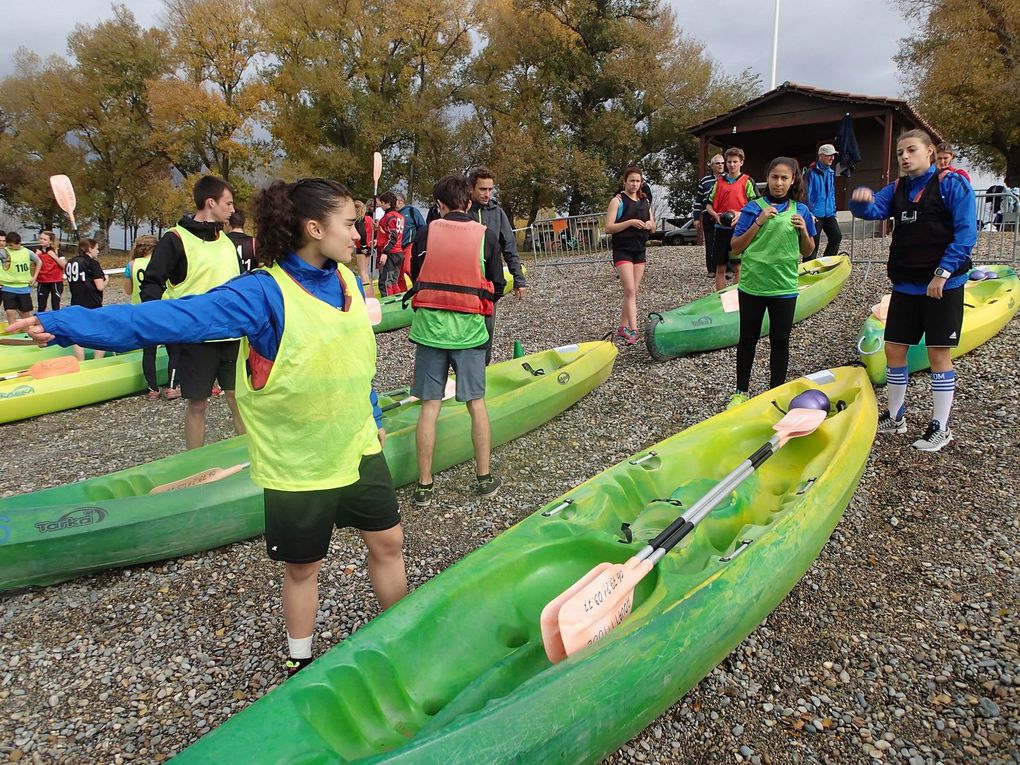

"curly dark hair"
[252, 178, 353, 266]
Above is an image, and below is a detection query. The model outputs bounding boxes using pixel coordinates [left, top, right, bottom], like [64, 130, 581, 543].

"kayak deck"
[172, 366, 876, 764]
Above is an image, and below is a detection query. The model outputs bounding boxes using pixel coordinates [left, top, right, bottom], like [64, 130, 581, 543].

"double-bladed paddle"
[0, 355, 80, 381]
[540, 396, 830, 664]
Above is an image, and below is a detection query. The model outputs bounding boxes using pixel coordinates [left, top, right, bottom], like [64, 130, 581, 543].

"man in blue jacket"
[804, 144, 843, 261]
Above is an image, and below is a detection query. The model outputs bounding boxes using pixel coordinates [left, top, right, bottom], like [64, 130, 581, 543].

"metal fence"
[523, 213, 611, 268]
[848, 190, 1019, 266]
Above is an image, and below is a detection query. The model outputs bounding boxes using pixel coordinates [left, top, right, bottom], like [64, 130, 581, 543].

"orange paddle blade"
[365, 297, 383, 325]
[720, 289, 740, 313]
[540, 562, 614, 663]
[372, 152, 383, 183]
[0, 355, 80, 381]
[50, 175, 77, 214]
[871, 294, 891, 322]
[773, 408, 827, 446]
[149, 463, 248, 494]
[556, 558, 654, 660]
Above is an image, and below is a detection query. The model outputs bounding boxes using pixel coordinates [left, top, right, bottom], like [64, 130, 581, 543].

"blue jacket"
[849, 165, 976, 295]
[804, 162, 837, 218]
[37, 253, 384, 426]
[399, 204, 427, 248]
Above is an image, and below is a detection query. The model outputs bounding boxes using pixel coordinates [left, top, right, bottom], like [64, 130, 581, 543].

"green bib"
[235, 263, 381, 491]
[130, 256, 151, 305]
[0, 247, 33, 288]
[739, 199, 801, 297]
[165, 225, 240, 299]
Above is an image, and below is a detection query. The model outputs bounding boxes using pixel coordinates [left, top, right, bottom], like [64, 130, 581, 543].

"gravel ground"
[1, 247, 1017, 765]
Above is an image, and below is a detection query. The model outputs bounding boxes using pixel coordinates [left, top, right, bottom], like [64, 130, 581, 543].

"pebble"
[2, 247, 1019, 764]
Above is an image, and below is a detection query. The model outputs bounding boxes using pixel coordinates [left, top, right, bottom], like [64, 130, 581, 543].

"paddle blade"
[7, 355, 79, 381]
[540, 562, 614, 663]
[720, 289, 740, 313]
[0, 338, 37, 346]
[556, 558, 654, 660]
[50, 175, 77, 214]
[773, 407, 827, 446]
[372, 152, 382, 183]
[149, 463, 248, 494]
[365, 297, 382, 325]
[871, 294, 890, 322]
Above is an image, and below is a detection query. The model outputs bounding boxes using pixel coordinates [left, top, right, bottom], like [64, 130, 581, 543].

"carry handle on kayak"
[540, 403, 828, 664]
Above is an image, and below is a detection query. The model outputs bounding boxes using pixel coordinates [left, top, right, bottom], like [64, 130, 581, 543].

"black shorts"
[885, 287, 964, 347]
[263, 452, 400, 563]
[612, 249, 647, 266]
[711, 227, 736, 267]
[178, 340, 240, 399]
[2, 291, 32, 312]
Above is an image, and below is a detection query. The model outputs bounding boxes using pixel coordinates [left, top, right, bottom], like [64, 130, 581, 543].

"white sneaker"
[913, 420, 953, 452]
[877, 411, 907, 435]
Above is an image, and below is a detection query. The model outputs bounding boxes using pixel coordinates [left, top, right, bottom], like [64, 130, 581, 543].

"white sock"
[287, 633, 313, 660]
[886, 366, 908, 419]
[931, 370, 956, 430]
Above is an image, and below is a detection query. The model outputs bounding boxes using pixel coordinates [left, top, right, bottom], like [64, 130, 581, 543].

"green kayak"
[0, 342, 616, 591]
[646, 255, 851, 361]
[857, 264, 1019, 385]
[170, 365, 876, 764]
[0, 349, 168, 425]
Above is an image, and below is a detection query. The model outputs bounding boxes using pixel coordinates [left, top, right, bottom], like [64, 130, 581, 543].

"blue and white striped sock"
[886, 366, 908, 420]
[931, 370, 956, 431]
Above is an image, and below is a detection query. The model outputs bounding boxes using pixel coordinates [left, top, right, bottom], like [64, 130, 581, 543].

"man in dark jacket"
[693, 154, 724, 275]
[467, 166, 526, 363]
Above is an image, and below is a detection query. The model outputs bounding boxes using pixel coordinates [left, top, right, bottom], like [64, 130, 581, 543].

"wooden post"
[696, 135, 709, 246]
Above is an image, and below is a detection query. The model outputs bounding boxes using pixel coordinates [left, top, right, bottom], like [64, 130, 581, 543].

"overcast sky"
[0, 0, 991, 185]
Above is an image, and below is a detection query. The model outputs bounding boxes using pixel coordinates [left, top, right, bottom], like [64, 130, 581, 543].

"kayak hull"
[0, 349, 168, 424]
[0, 342, 615, 591]
[646, 255, 851, 361]
[170, 366, 876, 764]
[857, 264, 1019, 384]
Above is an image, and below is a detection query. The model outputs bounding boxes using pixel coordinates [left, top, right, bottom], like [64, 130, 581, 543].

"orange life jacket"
[411, 218, 494, 316]
[712, 173, 753, 214]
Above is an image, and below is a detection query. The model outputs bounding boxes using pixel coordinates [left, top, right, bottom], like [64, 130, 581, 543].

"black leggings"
[736, 291, 797, 392]
[144, 344, 180, 392]
[37, 282, 63, 312]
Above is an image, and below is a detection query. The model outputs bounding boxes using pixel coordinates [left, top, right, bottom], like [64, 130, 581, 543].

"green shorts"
[263, 451, 400, 563]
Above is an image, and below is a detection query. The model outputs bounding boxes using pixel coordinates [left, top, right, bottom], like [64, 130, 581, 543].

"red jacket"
[36, 248, 64, 283]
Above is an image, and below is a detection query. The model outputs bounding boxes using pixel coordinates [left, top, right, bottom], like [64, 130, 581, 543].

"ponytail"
[253, 178, 353, 266]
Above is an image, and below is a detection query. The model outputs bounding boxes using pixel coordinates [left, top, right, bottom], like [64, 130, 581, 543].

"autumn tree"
[896, 0, 1020, 184]
[150, 0, 269, 188]
[256, 0, 472, 201]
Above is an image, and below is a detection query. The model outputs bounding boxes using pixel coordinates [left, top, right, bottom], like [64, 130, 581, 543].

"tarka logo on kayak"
[35, 507, 108, 534]
[557, 372, 570, 385]
[0, 384, 34, 399]
[692, 316, 713, 327]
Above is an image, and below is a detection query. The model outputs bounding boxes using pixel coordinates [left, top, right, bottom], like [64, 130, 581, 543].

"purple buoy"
[790, 389, 831, 412]
[969, 269, 989, 281]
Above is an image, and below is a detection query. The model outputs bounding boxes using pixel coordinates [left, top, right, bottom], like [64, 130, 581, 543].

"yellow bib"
[0, 247, 33, 288]
[235, 262, 381, 491]
[130, 256, 151, 305]
[165, 225, 240, 299]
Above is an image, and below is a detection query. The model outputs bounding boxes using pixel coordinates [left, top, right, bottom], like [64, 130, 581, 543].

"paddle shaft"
[639, 434, 782, 560]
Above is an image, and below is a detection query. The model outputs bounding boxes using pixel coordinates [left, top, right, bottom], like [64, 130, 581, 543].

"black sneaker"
[475, 473, 502, 498]
[913, 420, 953, 452]
[285, 657, 312, 677]
[877, 411, 907, 435]
[413, 482, 434, 507]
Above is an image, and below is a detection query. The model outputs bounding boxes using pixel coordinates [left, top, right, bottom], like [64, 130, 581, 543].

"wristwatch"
[934, 267, 952, 279]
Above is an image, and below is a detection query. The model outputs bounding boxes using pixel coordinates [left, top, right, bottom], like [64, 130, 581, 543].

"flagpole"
[770, 0, 781, 89]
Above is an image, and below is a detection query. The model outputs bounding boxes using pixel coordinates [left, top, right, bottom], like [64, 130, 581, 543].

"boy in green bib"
[0, 231, 42, 324]
[726, 157, 817, 409]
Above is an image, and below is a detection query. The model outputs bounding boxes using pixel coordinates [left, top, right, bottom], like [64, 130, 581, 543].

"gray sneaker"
[475, 474, 502, 498]
[413, 482, 434, 507]
[877, 411, 907, 435]
[913, 420, 953, 452]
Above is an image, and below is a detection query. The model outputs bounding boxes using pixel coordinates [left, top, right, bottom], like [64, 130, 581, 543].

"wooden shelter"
[688, 82, 942, 211]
